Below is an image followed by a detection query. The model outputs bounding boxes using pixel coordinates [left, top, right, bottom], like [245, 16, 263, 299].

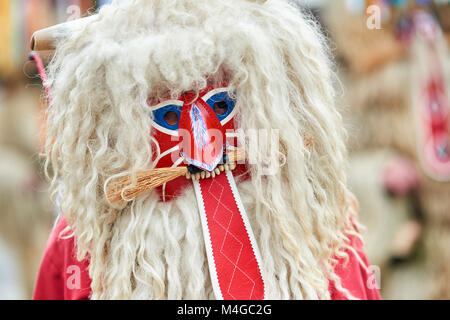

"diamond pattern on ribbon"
[198, 173, 264, 300]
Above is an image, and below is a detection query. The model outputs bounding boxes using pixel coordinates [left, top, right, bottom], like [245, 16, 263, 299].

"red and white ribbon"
[193, 171, 265, 300]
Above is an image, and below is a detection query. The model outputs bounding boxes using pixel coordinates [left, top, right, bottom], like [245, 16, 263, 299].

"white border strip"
[150, 99, 184, 111]
[152, 145, 180, 167]
[201, 87, 228, 101]
[225, 170, 266, 299]
[151, 122, 179, 136]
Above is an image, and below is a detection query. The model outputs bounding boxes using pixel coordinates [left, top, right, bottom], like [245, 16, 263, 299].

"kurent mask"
[148, 82, 265, 299]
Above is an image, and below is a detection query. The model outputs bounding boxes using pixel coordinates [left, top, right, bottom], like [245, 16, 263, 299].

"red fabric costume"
[33, 216, 381, 300]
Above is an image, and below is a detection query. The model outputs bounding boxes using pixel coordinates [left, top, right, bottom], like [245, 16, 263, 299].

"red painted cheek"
[151, 129, 190, 199]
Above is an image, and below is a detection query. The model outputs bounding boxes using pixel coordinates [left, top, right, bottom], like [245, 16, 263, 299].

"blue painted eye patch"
[205, 91, 235, 122]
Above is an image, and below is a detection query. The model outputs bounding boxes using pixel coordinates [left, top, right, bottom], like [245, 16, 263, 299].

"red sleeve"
[33, 216, 92, 300]
[329, 235, 382, 300]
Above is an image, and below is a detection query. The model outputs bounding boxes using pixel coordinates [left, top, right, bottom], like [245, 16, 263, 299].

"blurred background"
[0, 0, 449, 299]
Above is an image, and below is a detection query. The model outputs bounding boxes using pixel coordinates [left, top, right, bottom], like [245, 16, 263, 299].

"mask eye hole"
[164, 111, 179, 126]
[213, 101, 228, 116]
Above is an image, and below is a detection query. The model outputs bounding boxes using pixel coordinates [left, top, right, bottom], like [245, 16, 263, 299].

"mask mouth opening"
[184, 152, 238, 180]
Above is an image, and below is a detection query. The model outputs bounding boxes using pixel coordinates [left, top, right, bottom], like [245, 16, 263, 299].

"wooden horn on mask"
[30, 15, 96, 52]
[29, 1, 266, 57]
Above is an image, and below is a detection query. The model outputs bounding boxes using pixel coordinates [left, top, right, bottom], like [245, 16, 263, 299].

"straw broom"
[106, 149, 246, 205]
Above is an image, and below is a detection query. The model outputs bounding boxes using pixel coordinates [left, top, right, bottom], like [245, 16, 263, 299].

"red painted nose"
[178, 96, 225, 172]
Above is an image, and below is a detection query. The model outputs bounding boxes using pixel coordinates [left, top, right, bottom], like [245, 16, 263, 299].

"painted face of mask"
[148, 82, 243, 200]
[149, 83, 266, 300]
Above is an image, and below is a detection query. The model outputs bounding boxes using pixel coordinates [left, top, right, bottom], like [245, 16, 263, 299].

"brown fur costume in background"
[323, 0, 450, 299]
[0, 78, 53, 298]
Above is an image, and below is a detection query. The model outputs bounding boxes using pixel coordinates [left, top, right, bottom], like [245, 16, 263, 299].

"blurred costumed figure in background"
[0, 75, 53, 298]
[0, 0, 103, 300]
[323, 0, 450, 299]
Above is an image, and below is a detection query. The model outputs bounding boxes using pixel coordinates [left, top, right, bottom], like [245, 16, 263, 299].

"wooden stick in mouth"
[106, 148, 247, 205]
